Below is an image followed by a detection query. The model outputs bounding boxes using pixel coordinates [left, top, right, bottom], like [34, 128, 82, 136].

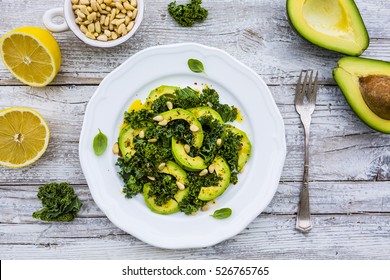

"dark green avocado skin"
[286, 0, 369, 56]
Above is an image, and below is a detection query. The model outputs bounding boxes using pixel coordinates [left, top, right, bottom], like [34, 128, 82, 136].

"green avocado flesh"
[333, 56, 390, 134]
[144, 183, 189, 215]
[160, 108, 204, 148]
[198, 156, 231, 201]
[144, 85, 179, 109]
[118, 124, 141, 158]
[287, 0, 369, 56]
[187, 107, 224, 123]
[144, 161, 189, 214]
[171, 137, 207, 171]
[225, 125, 252, 172]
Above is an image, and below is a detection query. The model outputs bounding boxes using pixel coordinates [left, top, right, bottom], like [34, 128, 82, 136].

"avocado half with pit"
[333, 57, 390, 133]
[287, 0, 369, 56]
[143, 161, 189, 215]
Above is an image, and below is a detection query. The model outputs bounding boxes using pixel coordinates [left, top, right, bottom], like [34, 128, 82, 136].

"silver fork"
[295, 70, 318, 233]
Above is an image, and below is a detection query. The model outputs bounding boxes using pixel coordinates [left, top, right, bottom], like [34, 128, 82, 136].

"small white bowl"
[42, 0, 144, 48]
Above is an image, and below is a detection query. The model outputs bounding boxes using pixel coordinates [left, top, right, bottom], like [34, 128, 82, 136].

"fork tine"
[295, 70, 304, 103]
[300, 70, 309, 98]
[309, 71, 319, 103]
[307, 70, 314, 96]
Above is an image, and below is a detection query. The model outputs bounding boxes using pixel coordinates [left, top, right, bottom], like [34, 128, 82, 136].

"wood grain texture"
[0, 0, 389, 259]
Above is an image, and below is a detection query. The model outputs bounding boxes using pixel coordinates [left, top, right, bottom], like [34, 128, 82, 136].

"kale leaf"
[200, 88, 238, 122]
[32, 182, 82, 222]
[168, 0, 208, 27]
[147, 175, 178, 206]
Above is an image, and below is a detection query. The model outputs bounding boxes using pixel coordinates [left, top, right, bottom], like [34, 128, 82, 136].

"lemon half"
[0, 26, 61, 87]
[0, 107, 50, 168]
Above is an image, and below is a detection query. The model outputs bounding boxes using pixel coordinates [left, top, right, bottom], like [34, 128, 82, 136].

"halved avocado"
[333, 57, 390, 134]
[198, 156, 231, 201]
[143, 183, 189, 215]
[118, 124, 142, 158]
[171, 137, 207, 171]
[144, 161, 189, 215]
[187, 107, 224, 124]
[287, 0, 369, 56]
[160, 108, 204, 148]
[225, 125, 252, 172]
[143, 85, 179, 109]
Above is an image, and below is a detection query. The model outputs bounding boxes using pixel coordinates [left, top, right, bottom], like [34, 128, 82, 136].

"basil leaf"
[188, 58, 205, 73]
[93, 128, 108, 156]
[210, 208, 232, 219]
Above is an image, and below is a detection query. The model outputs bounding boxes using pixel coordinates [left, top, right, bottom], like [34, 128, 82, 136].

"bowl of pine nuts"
[43, 0, 144, 48]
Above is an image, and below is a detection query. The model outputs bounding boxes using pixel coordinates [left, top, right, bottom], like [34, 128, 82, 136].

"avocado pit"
[359, 75, 390, 120]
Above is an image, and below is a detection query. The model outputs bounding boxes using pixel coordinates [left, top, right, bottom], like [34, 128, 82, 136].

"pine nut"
[97, 34, 108, 41]
[114, 18, 125, 26]
[80, 0, 90, 5]
[123, 1, 132, 10]
[147, 176, 156, 181]
[80, 6, 90, 15]
[130, 0, 137, 8]
[127, 10, 133, 17]
[176, 181, 186, 190]
[153, 115, 164, 122]
[118, 23, 126, 34]
[216, 138, 222, 146]
[199, 169, 208, 176]
[184, 144, 190, 154]
[94, 32, 99, 37]
[131, 8, 137, 20]
[101, 3, 106, 9]
[104, 30, 111, 37]
[126, 21, 134, 31]
[72, 0, 79, 4]
[109, 23, 114, 30]
[80, 25, 88, 33]
[85, 31, 95, 39]
[76, 10, 86, 18]
[88, 23, 95, 33]
[104, 0, 112, 4]
[166, 101, 173, 110]
[116, 13, 126, 19]
[201, 204, 210, 211]
[138, 130, 144, 139]
[148, 138, 157, 143]
[104, 15, 110, 26]
[158, 119, 168, 126]
[95, 21, 101, 33]
[190, 125, 199, 132]
[208, 164, 215, 173]
[112, 142, 119, 154]
[87, 12, 96, 21]
[110, 8, 116, 21]
[87, 6, 93, 12]
[116, 2, 124, 9]
[125, 16, 131, 25]
[91, 0, 98, 11]
[111, 31, 118, 39]
[158, 163, 166, 170]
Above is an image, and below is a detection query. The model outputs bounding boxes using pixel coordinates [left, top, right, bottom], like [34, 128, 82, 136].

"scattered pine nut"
[184, 144, 190, 154]
[166, 101, 173, 110]
[208, 164, 215, 173]
[153, 115, 164, 122]
[148, 138, 157, 143]
[112, 142, 119, 154]
[201, 204, 210, 211]
[158, 162, 166, 170]
[176, 181, 186, 190]
[147, 176, 156, 181]
[216, 138, 222, 146]
[138, 130, 145, 139]
[158, 119, 168, 126]
[190, 125, 199, 132]
[199, 169, 208, 176]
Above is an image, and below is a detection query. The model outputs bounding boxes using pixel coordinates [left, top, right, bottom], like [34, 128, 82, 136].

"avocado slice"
[143, 161, 189, 215]
[143, 182, 189, 215]
[333, 57, 390, 134]
[187, 107, 224, 124]
[171, 137, 207, 171]
[143, 85, 179, 109]
[287, 0, 369, 56]
[225, 125, 252, 172]
[160, 108, 204, 148]
[198, 156, 231, 201]
[118, 124, 142, 158]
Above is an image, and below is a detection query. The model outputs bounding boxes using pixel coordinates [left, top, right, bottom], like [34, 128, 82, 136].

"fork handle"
[296, 123, 313, 233]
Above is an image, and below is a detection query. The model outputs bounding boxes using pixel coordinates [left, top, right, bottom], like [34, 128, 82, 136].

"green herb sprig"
[210, 208, 232, 219]
[188, 58, 205, 74]
[93, 128, 108, 156]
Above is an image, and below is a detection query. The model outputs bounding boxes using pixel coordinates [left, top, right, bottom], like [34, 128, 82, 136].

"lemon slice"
[0, 107, 50, 168]
[0, 26, 61, 87]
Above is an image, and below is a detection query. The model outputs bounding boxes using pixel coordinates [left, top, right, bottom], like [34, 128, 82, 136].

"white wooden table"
[1, 0, 389, 259]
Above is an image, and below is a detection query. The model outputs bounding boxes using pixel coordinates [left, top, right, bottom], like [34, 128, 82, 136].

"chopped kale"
[200, 88, 238, 122]
[173, 87, 201, 109]
[218, 131, 242, 172]
[168, 0, 208, 27]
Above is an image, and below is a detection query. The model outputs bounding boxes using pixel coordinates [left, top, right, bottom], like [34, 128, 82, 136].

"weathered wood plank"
[1, 181, 389, 224]
[1, 215, 390, 259]
[0, 85, 389, 184]
[1, 1, 390, 85]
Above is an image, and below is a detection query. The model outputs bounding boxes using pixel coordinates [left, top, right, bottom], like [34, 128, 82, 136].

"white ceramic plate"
[79, 43, 286, 249]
